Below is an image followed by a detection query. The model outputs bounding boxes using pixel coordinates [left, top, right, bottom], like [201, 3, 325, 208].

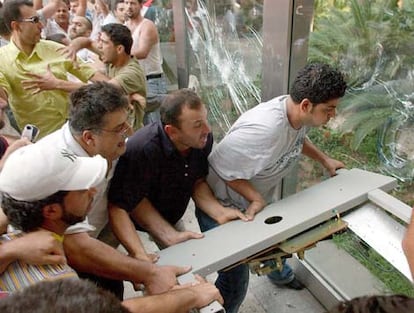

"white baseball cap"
[0, 144, 108, 201]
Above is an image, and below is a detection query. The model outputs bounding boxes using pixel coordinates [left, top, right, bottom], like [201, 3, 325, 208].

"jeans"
[195, 208, 249, 313]
[144, 76, 167, 125]
[265, 258, 295, 285]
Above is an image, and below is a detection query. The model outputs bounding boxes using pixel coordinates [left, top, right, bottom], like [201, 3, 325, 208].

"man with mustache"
[0, 143, 107, 292]
[108, 88, 247, 252]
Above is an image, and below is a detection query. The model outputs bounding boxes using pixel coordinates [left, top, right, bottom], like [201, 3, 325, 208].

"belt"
[146, 73, 162, 80]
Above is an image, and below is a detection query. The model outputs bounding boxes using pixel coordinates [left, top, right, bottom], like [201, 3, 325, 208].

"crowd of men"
[0, 0, 414, 313]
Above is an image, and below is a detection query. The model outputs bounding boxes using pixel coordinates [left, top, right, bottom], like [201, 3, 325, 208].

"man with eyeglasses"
[0, 0, 108, 139]
[26, 82, 189, 299]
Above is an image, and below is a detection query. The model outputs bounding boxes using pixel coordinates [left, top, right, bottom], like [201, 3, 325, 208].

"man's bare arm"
[122, 281, 223, 313]
[130, 197, 203, 247]
[131, 21, 159, 59]
[192, 179, 248, 224]
[108, 203, 154, 262]
[63, 232, 190, 294]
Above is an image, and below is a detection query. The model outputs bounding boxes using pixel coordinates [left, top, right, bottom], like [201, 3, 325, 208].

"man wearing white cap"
[28, 82, 188, 300]
[0, 143, 108, 292]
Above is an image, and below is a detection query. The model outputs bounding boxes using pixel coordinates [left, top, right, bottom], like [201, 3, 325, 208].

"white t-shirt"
[36, 122, 116, 238]
[207, 95, 308, 210]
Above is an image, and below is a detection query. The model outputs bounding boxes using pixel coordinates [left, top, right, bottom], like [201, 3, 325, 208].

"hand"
[144, 265, 191, 295]
[131, 252, 159, 263]
[129, 93, 146, 110]
[57, 40, 82, 64]
[189, 280, 224, 308]
[14, 230, 66, 265]
[322, 157, 345, 176]
[216, 206, 250, 225]
[162, 230, 204, 247]
[245, 199, 266, 221]
[21, 65, 59, 94]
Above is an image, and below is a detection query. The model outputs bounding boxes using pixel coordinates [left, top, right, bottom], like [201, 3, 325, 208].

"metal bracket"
[246, 217, 348, 275]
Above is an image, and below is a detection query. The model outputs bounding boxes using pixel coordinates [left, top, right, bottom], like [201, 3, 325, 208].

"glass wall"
[297, 0, 414, 207]
[297, 0, 414, 296]
[182, 0, 264, 140]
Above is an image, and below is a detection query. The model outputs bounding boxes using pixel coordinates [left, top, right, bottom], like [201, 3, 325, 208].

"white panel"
[157, 169, 396, 277]
[343, 203, 412, 281]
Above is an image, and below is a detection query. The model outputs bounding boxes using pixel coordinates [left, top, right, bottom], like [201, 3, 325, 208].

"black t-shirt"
[109, 121, 213, 227]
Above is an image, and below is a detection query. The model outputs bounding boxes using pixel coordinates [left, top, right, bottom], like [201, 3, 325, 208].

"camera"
[21, 124, 40, 142]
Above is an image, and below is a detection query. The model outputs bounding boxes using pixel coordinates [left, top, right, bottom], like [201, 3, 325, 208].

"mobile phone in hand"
[21, 124, 40, 142]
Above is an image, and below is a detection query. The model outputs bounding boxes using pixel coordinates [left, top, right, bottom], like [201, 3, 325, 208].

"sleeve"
[64, 217, 96, 235]
[208, 122, 280, 181]
[113, 62, 146, 97]
[68, 61, 96, 82]
[108, 142, 158, 212]
[0, 71, 11, 97]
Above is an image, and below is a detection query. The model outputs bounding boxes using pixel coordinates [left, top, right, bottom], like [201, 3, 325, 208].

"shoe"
[284, 278, 305, 290]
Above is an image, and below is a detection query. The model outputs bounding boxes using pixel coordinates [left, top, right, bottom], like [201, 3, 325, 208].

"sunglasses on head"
[18, 15, 40, 24]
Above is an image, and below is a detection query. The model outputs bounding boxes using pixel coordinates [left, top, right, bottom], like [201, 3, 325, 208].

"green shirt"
[107, 57, 146, 130]
[0, 40, 95, 138]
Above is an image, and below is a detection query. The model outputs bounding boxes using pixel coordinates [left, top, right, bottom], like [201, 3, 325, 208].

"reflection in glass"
[184, 0, 263, 139]
[305, 0, 414, 191]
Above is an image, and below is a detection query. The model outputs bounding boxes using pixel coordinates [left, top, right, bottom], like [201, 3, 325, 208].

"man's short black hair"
[2, 0, 33, 32]
[160, 88, 203, 128]
[101, 23, 132, 55]
[290, 63, 347, 106]
[69, 82, 129, 135]
[1, 191, 68, 232]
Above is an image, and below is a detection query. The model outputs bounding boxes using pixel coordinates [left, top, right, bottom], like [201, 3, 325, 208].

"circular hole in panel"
[264, 216, 283, 224]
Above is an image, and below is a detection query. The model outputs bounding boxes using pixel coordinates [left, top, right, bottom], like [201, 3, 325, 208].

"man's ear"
[299, 98, 313, 113]
[82, 129, 95, 146]
[42, 204, 62, 221]
[164, 124, 176, 139]
[116, 44, 124, 54]
[10, 21, 20, 33]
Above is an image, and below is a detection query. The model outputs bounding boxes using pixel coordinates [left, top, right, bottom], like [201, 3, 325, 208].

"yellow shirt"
[0, 40, 96, 138]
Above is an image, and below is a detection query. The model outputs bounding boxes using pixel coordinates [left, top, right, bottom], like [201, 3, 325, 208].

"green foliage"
[333, 232, 414, 296]
[309, 0, 414, 158]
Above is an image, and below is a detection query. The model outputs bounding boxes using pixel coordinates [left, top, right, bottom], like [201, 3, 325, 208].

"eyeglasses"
[18, 15, 41, 24]
[97, 121, 131, 138]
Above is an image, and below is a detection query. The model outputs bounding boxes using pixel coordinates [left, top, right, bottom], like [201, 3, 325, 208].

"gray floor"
[122, 201, 326, 313]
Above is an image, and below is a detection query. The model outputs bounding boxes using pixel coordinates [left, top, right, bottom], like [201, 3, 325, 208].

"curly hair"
[1, 191, 68, 232]
[290, 63, 347, 106]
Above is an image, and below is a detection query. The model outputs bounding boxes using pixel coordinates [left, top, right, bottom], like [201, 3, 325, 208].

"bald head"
[68, 15, 92, 39]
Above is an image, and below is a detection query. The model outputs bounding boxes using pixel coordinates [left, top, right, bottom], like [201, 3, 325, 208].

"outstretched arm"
[192, 178, 249, 224]
[302, 138, 344, 176]
[122, 280, 223, 313]
[108, 203, 156, 262]
[63, 232, 190, 294]
[130, 197, 203, 247]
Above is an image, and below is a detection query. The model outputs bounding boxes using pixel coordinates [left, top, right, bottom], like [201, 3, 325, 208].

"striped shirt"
[0, 231, 78, 292]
